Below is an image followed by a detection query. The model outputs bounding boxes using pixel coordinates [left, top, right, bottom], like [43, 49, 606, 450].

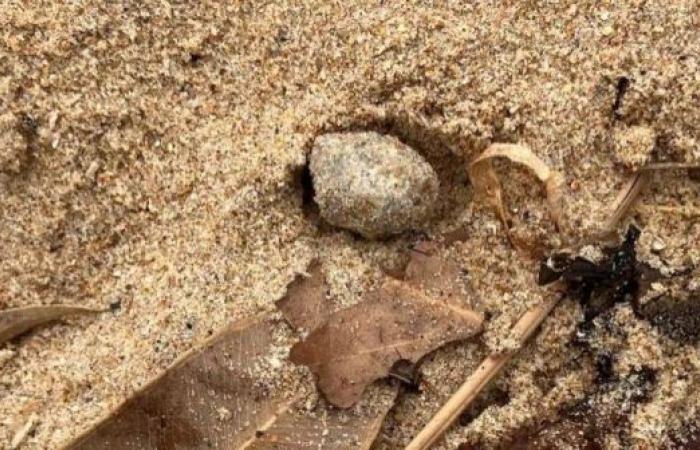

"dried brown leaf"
[468, 143, 565, 234]
[64, 315, 292, 450]
[405, 242, 459, 291]
[269, 261, 399, 449]
[404, 241, 477, 311]
[290, 279, 483, 408]
[244, 385, 397, 450]
[276, 259, 330, 332]
[273, 254, 476, 443]
[67, 290, 396, 450]
[0, 305, 103, 345]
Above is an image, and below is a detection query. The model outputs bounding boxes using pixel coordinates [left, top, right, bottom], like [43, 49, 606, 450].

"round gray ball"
[309, 131, 439, 239]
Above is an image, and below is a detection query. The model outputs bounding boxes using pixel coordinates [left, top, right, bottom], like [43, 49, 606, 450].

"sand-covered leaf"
[64, 314, 293, 450]
[403, 241, 473, 306]
[268, 260, 398, 449]
[66, 298, 395, 450]
[290, 279, 483, 408]
[245, 385, 397, 450]
[0, 305, 103, 345]
[276, 259, 330, 332]
[468, 143, 564, 232]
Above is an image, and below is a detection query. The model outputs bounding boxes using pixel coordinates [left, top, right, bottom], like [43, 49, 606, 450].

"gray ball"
[309, 131, 439, 239]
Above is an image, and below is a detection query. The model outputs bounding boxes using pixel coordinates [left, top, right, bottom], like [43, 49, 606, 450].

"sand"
[1, 1, 699, 449]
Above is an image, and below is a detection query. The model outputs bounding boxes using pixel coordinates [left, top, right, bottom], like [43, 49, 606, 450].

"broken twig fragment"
[406, 293, 562, 450]
[600, 161, 700, 235]
[640, 162, 700, 171]
[637, 204, 700, 218]
[0, 305, 103, 345]
[600, 172, 649, 236]
[10, 413, 38, 450]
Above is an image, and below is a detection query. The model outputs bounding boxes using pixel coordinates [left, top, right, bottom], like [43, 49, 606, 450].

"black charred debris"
[538, 225, 642, 320]
[538, 225, 699, 343]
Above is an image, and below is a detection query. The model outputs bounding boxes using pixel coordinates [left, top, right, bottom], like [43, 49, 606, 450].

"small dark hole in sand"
[388, 359, 421, 392]
[612, 76, 630, 119]
[459, 385, 510, 426]
[188, 53, 204, 66]
[296, 159, 317, 218]
[595, 351, 615, 383]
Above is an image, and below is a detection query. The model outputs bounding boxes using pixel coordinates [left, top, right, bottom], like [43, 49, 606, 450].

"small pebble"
[651, 238, 666, 252]
[216, 407, 232, 422]
[0, 349, 16, 368]
[309, 131, 439, 239]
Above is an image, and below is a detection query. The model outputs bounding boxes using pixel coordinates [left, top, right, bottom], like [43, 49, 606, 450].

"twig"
[600, 172, 649, 236]
[406, 293, 562, 450]
[10, 413, 38, 450]
[641, 162, 700, 171]
[637, 204, 700, 218]
[599, 162, 699, 235]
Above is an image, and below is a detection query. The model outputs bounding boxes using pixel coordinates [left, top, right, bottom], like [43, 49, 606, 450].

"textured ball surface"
[309, 131, 439, 239]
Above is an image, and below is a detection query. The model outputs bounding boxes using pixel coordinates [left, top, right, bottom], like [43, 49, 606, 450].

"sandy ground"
[1, 1, 699, 449]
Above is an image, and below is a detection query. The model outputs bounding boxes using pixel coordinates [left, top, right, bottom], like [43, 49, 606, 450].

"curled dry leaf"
[468, 143, 565, 234]
[290, 278, 483, 408]
[0, 305, 104, 345]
